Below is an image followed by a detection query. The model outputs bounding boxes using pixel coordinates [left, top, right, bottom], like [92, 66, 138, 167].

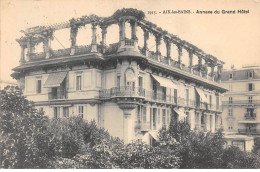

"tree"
[0, 86, 51, 168]
[159, 119, 260, 169]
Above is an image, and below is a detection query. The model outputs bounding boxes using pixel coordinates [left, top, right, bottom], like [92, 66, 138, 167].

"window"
[39, 107, 43, 113]
[36, 80, 42, 93]
[162, 109, 166, 126]
[229, 73, 233, 79]
[209, 95, 212, 108]
[185, 111, 190, 124]
[63, 107, 69, 118]
[216, 95, 219, 109]
[78, 105, 84, 118]
[76, 75, 82, 91]
[117, 75, 120, 88]
[137, 105, 141, 123]
[174, 89, 178, 103]
[157, 108, 160, 124]
[166, 109, 170, 125]
[228, 108, 233, 117]
[228, 120, 233, 130]
[232, 141, 245, 152]
[229, 97, 233, 104]
[54, 107, 60, 119]
[138, 76, 143, 88]
[249, 96, 253, 103]
[248, 83, 253, 91]
[186, 89, 189, 105]
[142, 107, 146, 123]
[248, 71, 253, 79]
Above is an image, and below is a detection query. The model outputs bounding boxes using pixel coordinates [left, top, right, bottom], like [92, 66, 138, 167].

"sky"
[1, 0, 260, 82]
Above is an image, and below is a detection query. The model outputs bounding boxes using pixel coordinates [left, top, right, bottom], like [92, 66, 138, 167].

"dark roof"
[221, 68, 260, 81]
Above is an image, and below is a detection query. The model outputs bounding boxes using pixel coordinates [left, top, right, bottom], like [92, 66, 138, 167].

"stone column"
[19, 45, 26, 64]
[217, 65, 223, 82]
[198, 55, 202, 76]
[118, 103, 137, 144]
[70, 26, 78, 55]
[43, 37, 51, 59]
[91, 23, 98, 53]
[212, 113, 216, 132]
[177, 45, 183, 68]
[101, 26, 107, 46]
[142, 28, 149, 56]
[119, 18, 126, 41]
[155, 34, 161, 61]
[165, 38, 171, 65]
[188, 50, 193, 72]
[26, 40, 31, 61]
[130, 19, 137, 40]
[211, 65, 215, 77]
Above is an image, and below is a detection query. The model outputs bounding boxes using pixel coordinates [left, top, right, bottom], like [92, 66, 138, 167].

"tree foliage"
[158, 119, 260, 169]
[0, 86, 50, 168]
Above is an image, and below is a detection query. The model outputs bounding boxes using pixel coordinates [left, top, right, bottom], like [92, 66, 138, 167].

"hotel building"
[221, 65, 260, 151]
[12, 9, 227, 144]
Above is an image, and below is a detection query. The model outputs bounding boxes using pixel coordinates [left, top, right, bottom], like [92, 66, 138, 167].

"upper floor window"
[228, 120, 233, 130]
[76, 75, 82, 91]
[186, 89, 189, 105]
[248, 71, 253, 79]
[142, 107, 146, 123]
[78, 105, 84, 118]
[228, 108, 233, 117]
[229, 73, 233, 80]
[229, 97, 233, 104]
[36, 79, 42, 93]
[248, 83, 254, 91]
[117, 75, 121, 88]
[248, 96, 253, 103]
[138, 76, 143, 88]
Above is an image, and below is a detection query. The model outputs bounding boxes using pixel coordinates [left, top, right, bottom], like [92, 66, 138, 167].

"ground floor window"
[232, 141, 245, 152]
[78, 105, 84, 118]
[54, 107, 60, 119]
[63, 107, 69, 118]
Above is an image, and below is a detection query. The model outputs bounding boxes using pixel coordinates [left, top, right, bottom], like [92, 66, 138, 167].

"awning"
[151, 74, 178, 89]
[144, 131, 159, 141]
[238, 121, 260, 124]
[195, 88, 208, 103]
[174, 108, 187, 118]
[44, 72, 67, 88]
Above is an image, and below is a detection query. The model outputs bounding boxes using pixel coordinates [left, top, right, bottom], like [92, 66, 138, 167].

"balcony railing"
[244, 112, 256, 120]
[223, 100, 260, 105]
[99, 86, 145, 98]
[99, 87, 221, 111]
[238, 129, 260, 135]
[135, 122, 150, 132]
[48, 92, 67, 100]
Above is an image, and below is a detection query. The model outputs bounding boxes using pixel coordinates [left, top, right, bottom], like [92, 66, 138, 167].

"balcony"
[135, 122, 150, 132]
[238, 129, 260, 135]
[196, 102, 208, 110]
[244, 112, 256, 120]
[99, 86, 145, 99]
[99, 87, 220, 112]
[222, 100, 260, 106]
